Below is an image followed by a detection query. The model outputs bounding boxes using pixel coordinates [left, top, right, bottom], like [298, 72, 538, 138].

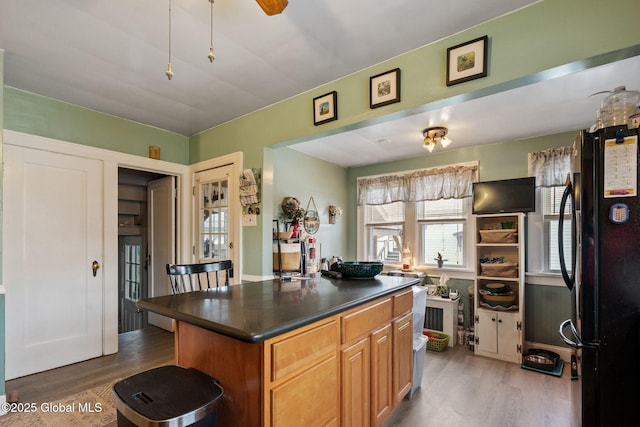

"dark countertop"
[137, 274, 419, 343]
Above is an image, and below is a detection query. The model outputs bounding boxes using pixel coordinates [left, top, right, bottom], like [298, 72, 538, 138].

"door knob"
[92, 260, 100, 277]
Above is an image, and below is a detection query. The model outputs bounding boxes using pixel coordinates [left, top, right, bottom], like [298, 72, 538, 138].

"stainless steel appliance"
[559, 125, 640, 427]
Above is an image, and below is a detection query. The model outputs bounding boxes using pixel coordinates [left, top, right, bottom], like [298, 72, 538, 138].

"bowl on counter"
[330, 261, 383, 279]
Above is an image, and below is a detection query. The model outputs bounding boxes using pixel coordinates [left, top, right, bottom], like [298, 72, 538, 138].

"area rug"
[1, 379, 118, 427]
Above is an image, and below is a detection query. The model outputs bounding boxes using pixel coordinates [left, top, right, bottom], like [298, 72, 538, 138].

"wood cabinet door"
[392, 312, 413, 404]
[270, 355, 339, 427]
[341, 337, 371, 427]
[371, 324, 392, 427]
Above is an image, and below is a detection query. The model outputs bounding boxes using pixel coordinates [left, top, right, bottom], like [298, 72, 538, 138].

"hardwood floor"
[384, 345, 579, 427]
[4, 326, 174, 404]
[4, 327, 578, 427]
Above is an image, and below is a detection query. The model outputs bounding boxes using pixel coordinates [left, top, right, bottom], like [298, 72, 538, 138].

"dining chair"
[166, 260, 233, 294]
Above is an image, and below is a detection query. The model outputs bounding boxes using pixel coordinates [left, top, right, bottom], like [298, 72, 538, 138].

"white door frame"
[191, 153, 243, 283]
[3, 130, 191, 355]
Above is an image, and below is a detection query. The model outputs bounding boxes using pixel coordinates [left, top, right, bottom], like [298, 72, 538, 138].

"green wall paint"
[189, 0, 639, 279]
[1, 48, 6, 397]
[272, 148, 348, 264]
[4, 87, 190, 164]
[189, 0, 640, 166]
[526, 284, 572, 347]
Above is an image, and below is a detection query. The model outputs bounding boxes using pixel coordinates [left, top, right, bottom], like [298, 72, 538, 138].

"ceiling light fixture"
[422, 126, 452, 152]
[208, 0, 215, 63]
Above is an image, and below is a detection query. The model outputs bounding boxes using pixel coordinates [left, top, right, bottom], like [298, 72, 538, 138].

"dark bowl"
[330, 261, 384, 279]
[523, 349, 560, 371]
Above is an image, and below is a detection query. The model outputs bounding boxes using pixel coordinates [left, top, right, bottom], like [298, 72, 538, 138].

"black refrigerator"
[559, 125, 640, 427]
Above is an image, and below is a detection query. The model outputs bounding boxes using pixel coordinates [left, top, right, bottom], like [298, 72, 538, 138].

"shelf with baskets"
[474, 213, 525, 363]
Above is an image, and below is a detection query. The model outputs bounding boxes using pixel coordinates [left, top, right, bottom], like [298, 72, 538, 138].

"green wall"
[190, 0, 640, 278]
[272, 148, 348, 263]
[1, 48, 5, 397]
[4, 87, 190, 164]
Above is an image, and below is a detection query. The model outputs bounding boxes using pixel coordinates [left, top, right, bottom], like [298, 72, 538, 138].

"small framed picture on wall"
[446, 35, 488, 86]
[370, 68, 401, 108]
[313, 91, 338, 126]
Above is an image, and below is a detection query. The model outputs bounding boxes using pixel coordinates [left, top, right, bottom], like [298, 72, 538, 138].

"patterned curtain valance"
[528, 146, 574, 187]
[357, 164, 478, 205]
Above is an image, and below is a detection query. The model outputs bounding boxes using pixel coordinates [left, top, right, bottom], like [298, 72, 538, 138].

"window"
[362, 198, 472, 268]
[543, 186, 573, 272]
[365, 202, 405, 263]
[123, 240, 142, 301]
[358, 163, 477, 270]
[417, 198, 468, 267]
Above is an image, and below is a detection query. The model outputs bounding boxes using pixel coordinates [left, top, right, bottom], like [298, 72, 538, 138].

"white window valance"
[357, 164, 478, 205]
[528, 146, 574, 187]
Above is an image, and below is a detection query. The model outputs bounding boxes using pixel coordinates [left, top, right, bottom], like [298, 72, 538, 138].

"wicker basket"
[480, 262, 518, 278]
[479, 229, 518, 243]
[423, 330, 449, 352]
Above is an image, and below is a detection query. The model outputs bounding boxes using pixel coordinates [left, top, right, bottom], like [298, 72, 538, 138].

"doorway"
[117, 168, 175, 334]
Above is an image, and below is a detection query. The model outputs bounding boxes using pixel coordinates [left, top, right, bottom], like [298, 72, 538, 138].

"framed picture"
[446, 35, 488, 86]
[370, 68, 401, 109]
[313, 91, 338, 126]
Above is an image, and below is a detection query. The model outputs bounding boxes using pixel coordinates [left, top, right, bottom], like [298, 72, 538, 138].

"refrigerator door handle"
[559, 318, 583, 349]
[558, 179, 577, 290]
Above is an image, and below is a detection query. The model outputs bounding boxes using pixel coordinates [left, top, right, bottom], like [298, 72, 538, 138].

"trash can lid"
[113, 365, 223, 425]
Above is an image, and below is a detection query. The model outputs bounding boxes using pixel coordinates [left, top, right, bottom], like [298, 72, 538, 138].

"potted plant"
[434, 252, 447, 268]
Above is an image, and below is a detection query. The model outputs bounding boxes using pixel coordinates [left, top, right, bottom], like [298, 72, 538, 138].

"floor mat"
[521, 359, 565, 377]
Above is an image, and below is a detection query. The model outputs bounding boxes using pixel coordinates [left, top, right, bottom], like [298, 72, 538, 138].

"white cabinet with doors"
[474, 213, 525, 363]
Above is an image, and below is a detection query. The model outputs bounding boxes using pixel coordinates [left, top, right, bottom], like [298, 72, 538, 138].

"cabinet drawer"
[271, 320, 338, 381]
[392, 288, 413, 317]
[270, 355, 339, 427]
[342, 298, 392, 344]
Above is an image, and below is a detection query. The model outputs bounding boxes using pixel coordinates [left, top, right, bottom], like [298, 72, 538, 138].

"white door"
[3, 145, 104, 379]
[195, 166, 238, 283]
[147, 176, 176, 331]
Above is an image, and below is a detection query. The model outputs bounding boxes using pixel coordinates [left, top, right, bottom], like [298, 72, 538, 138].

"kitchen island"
[138, 274, 419, 427]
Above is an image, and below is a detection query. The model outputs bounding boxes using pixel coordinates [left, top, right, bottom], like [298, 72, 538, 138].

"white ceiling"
[1, 1, 638, 168]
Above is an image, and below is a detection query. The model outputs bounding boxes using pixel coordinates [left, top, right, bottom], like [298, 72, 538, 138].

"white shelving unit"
[473, 213, 525, 363]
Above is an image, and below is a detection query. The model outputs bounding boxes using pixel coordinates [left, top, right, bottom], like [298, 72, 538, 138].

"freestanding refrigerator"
[559, 125, 640, 427]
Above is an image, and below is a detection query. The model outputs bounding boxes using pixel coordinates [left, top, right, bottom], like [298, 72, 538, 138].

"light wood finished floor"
[384, 344, 579, 427]
[4, 328, 578, 427]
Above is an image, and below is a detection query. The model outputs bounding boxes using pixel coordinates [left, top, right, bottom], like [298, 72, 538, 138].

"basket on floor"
[423, 329, 449, 352]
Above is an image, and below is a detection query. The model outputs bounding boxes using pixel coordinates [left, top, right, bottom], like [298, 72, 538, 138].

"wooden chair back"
[166, 260, 233, 294]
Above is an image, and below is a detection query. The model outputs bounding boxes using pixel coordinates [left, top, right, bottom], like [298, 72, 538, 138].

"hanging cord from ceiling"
[166, 0, 174, 80]
[208, 0, 215, 62]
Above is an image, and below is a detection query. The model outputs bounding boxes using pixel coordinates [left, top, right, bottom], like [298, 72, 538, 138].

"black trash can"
[113, 365, 223, 427]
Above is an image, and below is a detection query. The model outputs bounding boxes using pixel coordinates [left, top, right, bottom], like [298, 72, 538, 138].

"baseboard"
[0, 394, 6, 416]
[525, 341, 574, 363]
